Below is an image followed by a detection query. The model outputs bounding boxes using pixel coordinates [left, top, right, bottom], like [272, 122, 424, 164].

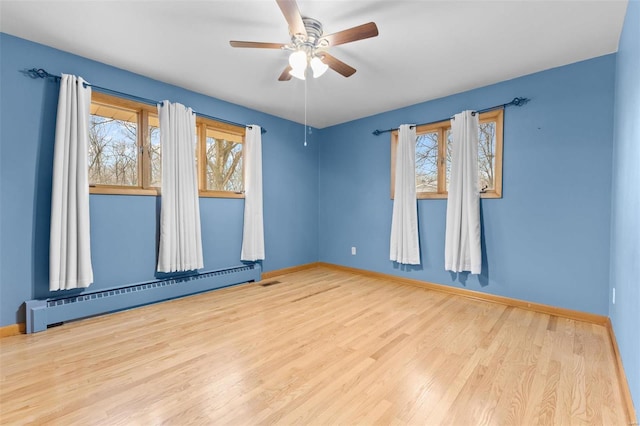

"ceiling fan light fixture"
[310, 56, 328, 78]
[289, 66, 306, 80]
[288, 50, 307, 70]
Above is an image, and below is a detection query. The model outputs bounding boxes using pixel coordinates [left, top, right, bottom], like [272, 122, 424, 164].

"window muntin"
[89, 92, 245, 198]
[391, 108, 503, 199]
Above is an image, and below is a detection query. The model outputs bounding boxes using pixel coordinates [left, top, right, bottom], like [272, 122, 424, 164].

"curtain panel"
[50, 74, 94, 291]
[241, 125, 265, 261]
[157, 101, 203, 272]
[390, 124, 421, 265]
[445, 110, 482, 274]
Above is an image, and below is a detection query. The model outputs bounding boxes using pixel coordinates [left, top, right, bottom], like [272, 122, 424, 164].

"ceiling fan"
[229, 0, 379, 81]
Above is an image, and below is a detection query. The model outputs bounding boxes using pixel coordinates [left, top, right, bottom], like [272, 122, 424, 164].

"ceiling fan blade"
[230, 41, 286, 49]
[320, 22, 379, 47]
[278, 65, 293, 81]
[276, 0, 307, 37]
[321, 53, 356, 77]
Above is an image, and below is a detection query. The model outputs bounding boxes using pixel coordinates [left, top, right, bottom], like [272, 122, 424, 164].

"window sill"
[89, 186, 245, 199]
[199, 190, 245, 199]
[389, 191, 503, 200]
[90, 186, 160, 196]
[420, 192, 503, 199]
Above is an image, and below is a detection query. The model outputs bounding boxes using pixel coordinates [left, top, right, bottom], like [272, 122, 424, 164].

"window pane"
[148, 113, 161, 188]
[89, 104, 138, 186]
[415, 132, 439, 193]
[478, 122, 496, 191]
[205, 129, 243, 192]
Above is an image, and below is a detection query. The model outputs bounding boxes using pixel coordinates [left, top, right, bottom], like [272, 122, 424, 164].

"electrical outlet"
[351, 247, 356, 255]
[613, 288, 616, 304]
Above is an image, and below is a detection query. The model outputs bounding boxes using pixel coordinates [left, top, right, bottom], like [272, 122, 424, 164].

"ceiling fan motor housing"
[293, 17, 328, 52]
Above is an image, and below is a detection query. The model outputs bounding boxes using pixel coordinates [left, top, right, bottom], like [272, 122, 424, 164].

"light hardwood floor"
[0, 267, 630, 425]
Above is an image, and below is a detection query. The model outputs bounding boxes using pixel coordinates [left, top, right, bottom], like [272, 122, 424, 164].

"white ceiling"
[0, 0, 628, 128]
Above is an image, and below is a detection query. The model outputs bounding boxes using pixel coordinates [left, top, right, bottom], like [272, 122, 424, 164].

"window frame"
[89, 92, 158, 195]
[88, 92, 245, 198]
[390, 108, 504, 199]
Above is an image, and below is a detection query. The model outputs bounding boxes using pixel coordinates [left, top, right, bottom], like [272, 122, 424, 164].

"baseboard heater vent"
[25, 264, 261, 333]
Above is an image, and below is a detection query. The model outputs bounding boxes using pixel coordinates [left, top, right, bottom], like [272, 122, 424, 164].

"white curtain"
[157, 101, 203, 272]
[390, 124, 421, 265]
[241, 125, 265, 261]
[50, 74, 94, 291]
[445, 110, 482, 274]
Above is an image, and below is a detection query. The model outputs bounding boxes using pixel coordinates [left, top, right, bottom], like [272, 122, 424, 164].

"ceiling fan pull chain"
[304, 77, 308, 147]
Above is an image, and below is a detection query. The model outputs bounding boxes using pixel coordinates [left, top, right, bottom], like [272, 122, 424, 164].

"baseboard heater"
[25, 264, 261, 333]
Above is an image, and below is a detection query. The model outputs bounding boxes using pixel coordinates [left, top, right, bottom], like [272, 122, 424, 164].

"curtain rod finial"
[27, 68, 47, 79]
[512, 97, 530, 106]
[27, 68, 60, 82]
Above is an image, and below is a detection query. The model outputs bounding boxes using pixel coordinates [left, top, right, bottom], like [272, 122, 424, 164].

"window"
[391, 108, 503, 199]
[89, 92, 244, 197]
[197, 123, 245, 198]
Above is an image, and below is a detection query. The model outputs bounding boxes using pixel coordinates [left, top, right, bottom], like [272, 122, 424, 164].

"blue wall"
[0, 33, 319, 326]
[610, 0, 640, 413]
[318, 55, 616, 316]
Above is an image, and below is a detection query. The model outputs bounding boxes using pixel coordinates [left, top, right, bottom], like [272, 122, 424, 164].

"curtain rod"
[27, 68, 267, 134]
[372, 97, 530, 136]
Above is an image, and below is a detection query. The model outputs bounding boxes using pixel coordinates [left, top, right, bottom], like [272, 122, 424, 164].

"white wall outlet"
[613, 287, 616, 304]
[351, 247, 356, 255]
